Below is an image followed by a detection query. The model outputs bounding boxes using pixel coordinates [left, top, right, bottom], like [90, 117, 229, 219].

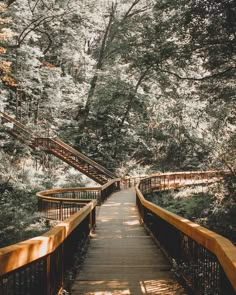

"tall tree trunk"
[76, 0, 144, 124]
[119, 66, 152, 130]
[113, 66, 152, 158]
[76, 3, 117, 125]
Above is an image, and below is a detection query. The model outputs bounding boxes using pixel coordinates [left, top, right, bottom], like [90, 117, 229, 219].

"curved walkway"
[71, 188, 186, 295]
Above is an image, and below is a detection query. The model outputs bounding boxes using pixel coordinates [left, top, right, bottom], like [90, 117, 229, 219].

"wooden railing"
[139, 170, 226, 193]
[0, 111, 38, 145]
[122, 175, 148, 188]
[0, 179, 120, 295]
[33, 137, 117, 184]
[136, 171, 236, 295]
[37, 179, 121, 220]
[123, 170, 226, 190]
[0, 111, 117, 185]
[0, 200, 96, 295]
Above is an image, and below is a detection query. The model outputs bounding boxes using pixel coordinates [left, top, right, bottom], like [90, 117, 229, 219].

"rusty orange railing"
[0, 112, 117, 184]
[0, 179, 120, 295]
[136, 171, 236, 294]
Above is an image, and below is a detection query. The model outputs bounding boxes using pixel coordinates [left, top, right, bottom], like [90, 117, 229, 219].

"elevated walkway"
[71, 188, 186, 294]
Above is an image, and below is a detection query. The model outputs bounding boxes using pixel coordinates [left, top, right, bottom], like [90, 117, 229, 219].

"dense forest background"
[0, 0, 235, 246]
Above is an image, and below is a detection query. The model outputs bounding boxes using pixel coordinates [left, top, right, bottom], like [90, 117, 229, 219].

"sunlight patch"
[91, 291, 130, 295]
[140, 280, 185, 294]
[123, 220, 139, 225]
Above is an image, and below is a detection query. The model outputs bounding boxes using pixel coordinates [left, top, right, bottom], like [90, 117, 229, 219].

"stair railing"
[33, 137, 116, 183]
[0, 111, 117, 184]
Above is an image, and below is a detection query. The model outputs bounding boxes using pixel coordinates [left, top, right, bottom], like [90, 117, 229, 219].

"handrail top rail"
[123, 170, 229, 181]
[147, 170, 229, 178]
[136, 180, 236, 291]
[37, 179, 120, 198]
[37, 187, 102, 197]
[36, 137, 117, 179]
[37, 197, 93, 204]
[0, 111, 39, 137]
[101, 178, 121, 190]
[0, 199, 97, 277]
[136, 187, 236, 253]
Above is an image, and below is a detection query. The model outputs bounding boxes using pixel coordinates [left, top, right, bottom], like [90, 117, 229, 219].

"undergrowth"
[150, 177, 236, 243]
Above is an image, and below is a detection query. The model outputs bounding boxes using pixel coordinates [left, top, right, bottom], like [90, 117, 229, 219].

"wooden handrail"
[0, 200, 96, 277]
[136, 172, 236, 292]
[0, 112, 117, 184]
[37, 187, 102, 196]
[52, 137, 117, 179]
[0, 111, 39, 137]
[0, 177, 120, 295]
[101, 178, 121, 190]
[37, 179, 120, 211]
[37, 179, 120, 198]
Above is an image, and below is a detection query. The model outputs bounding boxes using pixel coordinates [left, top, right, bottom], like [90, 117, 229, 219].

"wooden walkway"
[71, 188, 186, 295]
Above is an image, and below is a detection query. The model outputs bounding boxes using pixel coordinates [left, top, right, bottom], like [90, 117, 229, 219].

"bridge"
[0, 112, 235, 295]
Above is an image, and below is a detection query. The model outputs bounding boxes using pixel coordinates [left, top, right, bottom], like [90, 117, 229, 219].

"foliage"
[151, 186, 213, 220]
[0, 181, 48, 247]
[0, 0, 235, 245]
[151, 180, 236, 243]
[0, 0, 235, 173]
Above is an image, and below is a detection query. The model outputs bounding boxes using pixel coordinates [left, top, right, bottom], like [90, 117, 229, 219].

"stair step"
[1, 112, 115, 185]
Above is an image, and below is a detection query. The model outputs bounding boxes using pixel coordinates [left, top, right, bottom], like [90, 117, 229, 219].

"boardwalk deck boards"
[71, 188, 186, 295]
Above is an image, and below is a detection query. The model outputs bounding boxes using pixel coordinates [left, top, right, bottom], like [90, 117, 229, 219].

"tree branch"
[32, 0, 41, 13]
[124, 7, 150, 19]
[97, 2, 117, 68]
[221, 157, 236, 178]
[34, 29, 52, 54]
[119, 65, 153, 128]
[156, 66, 236, 81]
[12, 11, 70, 48]
[123, 0, 142, 20]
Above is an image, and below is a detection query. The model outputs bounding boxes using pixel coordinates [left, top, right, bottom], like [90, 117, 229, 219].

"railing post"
[59, 201, 63, 221]
[116, 180, 120, 190]
[89, 207, 96, 231]
[46, 255, 51, 295]
[98, 191, 102, 205]
[89, 210, 93, 231]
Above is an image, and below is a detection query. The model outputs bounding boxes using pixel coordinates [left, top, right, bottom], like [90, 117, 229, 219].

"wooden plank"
[71, 189, 186, 294]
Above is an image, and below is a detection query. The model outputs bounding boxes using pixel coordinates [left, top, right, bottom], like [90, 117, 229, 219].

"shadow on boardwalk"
[71, 188, 187, 295]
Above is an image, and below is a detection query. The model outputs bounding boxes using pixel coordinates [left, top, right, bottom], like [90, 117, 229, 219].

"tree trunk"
[119, 66, 152, 131]
[113, 66, 152, 158]
[76, 3, 117, 125]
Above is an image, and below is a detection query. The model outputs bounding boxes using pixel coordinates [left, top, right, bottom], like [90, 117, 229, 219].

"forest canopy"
[0, 0, 235, 174]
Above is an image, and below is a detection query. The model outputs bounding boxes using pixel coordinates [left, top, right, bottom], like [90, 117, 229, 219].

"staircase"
[0, 111, 116, 184]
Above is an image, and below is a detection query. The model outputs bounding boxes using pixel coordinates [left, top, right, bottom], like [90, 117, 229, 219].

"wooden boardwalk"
[71, 188, 186, 295]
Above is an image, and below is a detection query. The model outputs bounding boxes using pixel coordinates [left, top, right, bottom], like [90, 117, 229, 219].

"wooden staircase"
[0, 111, 116, 184]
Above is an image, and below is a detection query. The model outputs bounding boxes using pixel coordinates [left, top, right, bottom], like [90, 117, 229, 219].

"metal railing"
[0, 112, 117, 185]
[33, 137, 117, 184]
[0, 179, 120, 295]
[139, 170, 226, 193]
[136, 171, 236, 294]
[0, 200, 96, 295]
[122, 170, 226, 190]
[37, 179, 120, 215]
